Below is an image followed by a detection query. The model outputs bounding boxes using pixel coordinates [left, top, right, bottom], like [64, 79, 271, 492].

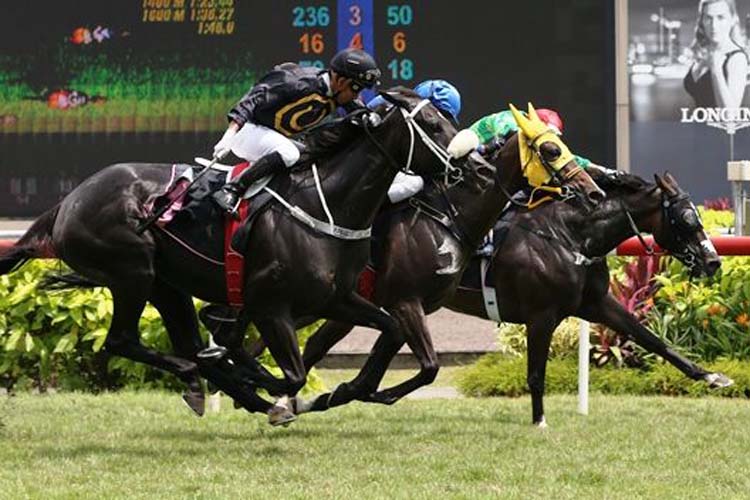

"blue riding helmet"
[367, 79, 462, 124]
[414, 80, 461, 123]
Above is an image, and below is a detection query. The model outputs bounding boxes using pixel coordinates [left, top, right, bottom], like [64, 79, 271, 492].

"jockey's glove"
[213, 127, 238, 160]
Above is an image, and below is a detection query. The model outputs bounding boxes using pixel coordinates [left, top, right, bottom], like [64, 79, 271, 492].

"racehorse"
[295, 169, 730, 426]
[447, 170, 731, 425]
[269, 107, 609, 415]
[0, 89, 603, 424]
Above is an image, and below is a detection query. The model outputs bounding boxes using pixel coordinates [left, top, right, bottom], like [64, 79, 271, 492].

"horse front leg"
[294, 293, 403, 414]
[365, 298, 439, 405]
[526, 312, 559, 428]
[578, 293, 733, 388]
[252, 312, 310, 426]
[302, 320, 355, 371]
[208, 308, 290, 397]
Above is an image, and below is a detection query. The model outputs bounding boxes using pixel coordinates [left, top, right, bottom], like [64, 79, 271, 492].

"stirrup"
[197, 345, 228, 362]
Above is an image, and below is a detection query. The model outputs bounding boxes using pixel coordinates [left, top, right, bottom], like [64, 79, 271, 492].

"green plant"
[457, 354, 750, 398]
[496, 317, 581, 359]
[0, 260, 324, 393]
[592, 255, 662, 367]
[697, 206, 733, 235]
[647, 256, 750, 361]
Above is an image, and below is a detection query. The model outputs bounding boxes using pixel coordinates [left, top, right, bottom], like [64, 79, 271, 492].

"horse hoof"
[197, 346, 228, 363]
[534, 417, 548, 429]
[182, 390, 206, 417]
[705, 372, 734, 389]
[268, 396, 297, 426]
[366, 392, 398, 405]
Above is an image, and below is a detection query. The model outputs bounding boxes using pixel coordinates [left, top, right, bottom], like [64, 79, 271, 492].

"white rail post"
[206, 335, 221, 413]
[578, 319, 590, 415]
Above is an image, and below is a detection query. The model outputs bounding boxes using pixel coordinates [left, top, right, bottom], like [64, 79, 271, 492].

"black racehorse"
[0, 89, 603, 425]
[261, 115, 608, 415]
[446, 170, 731, 425]
[295, 169, 731, 426]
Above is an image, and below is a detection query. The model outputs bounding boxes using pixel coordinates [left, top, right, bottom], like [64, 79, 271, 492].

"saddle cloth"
[153, 162, 271, 308]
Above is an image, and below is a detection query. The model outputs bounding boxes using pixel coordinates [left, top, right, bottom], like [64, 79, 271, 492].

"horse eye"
[541, 143, 561, 162]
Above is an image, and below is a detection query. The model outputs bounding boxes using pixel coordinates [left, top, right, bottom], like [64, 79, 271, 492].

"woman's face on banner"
[701, 1, 735, 43]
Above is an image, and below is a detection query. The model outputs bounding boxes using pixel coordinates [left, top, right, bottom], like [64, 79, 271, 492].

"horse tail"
[39, 271, 100, 290]
[0, 203, 60, 275]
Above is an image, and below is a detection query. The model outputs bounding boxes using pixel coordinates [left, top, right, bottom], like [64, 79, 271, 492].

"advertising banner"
[628, 0, 750, 201]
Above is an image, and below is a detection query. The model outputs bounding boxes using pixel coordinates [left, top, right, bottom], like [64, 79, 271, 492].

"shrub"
[496, 317, 581, 360]
[647, 256, 750, 361]
[457, 354, 750, 398]
[0, 260, 324, 394]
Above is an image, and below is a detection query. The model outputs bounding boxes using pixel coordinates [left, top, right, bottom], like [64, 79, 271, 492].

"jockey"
[447, 107, 596, 170]
[212, 48, 382, 214]
[368, 79, 462, 204]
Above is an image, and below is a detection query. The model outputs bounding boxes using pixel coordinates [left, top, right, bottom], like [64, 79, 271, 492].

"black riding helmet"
[329, 48, 381, 92]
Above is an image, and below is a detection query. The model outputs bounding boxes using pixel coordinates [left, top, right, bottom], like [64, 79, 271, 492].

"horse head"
[650, 172, 720, 278]
[375, 87, 458, 179]
[509, 103, 604, 212]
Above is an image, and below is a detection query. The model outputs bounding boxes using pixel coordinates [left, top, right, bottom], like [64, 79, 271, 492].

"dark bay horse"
[296, 170, 730, 425]
[447, 170, 731, 425]
[0, 89, 483, 423]
[286, 119, 606, 415]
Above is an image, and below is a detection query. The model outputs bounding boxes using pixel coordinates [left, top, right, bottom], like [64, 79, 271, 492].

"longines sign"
[681, 107, 750, 135]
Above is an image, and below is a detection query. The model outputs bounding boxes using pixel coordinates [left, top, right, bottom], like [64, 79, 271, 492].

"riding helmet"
[330, 48, 381, 91]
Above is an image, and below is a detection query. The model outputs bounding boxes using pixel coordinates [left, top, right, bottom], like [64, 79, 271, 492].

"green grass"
[1, 392, 749, 499]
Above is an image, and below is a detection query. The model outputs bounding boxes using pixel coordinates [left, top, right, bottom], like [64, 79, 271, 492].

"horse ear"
[527, 102, 541, 123]
[654, 172, 678, 197]
[664, 171, 680, 191]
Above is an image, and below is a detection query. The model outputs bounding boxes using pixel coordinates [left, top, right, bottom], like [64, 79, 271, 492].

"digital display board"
[0, 0, 614, 216]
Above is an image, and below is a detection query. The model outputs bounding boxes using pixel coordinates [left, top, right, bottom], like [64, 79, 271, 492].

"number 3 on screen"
[349, 5, 361, 26]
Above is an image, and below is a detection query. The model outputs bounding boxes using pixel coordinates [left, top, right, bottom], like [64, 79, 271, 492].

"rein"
[268, 97, 463, 241]
[623, 208, 655, 256]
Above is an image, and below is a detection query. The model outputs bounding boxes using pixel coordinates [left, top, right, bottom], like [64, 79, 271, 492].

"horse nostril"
[706, 258, 721, 276]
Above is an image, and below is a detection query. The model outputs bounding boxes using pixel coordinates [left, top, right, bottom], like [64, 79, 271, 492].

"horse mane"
[593, 170, 654, 194]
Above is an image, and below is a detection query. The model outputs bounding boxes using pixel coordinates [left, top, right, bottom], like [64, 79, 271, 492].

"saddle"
[154, 162, 277, 307]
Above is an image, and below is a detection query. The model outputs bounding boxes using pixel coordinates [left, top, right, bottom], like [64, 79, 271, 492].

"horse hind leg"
[149, 281, 274, 416]
[104, 280, 200, 382]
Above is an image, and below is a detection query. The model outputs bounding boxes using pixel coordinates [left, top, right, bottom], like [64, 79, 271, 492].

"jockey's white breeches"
[231, 122, 300, 167]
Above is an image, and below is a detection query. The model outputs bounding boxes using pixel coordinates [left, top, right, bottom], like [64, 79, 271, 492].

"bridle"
[502, 130, 583, 210]
[361, 98, 464, 186]
[624, 188, 706, 272]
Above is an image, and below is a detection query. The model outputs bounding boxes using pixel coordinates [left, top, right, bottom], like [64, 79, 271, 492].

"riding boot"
[212, 152, 287, 215]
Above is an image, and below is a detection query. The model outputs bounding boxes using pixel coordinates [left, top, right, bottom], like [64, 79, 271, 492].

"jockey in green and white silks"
[448, 108, 594, 169]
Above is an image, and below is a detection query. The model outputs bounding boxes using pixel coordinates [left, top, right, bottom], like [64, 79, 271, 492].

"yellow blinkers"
[509, 103, 575, 186]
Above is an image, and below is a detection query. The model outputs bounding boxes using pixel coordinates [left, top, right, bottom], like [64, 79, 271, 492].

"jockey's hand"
[366, 111, 382, 128]
[213, 127, 238, 159]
